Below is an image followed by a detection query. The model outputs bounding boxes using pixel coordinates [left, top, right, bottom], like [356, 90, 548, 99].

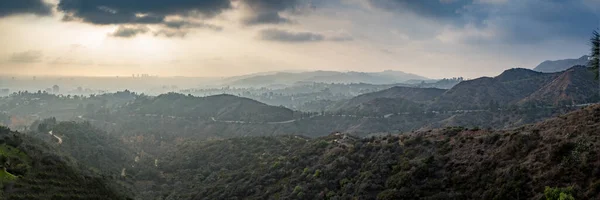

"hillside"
[145, 104, 600, 200]
[0, 126, 129, 200]
[332, 98, 424, 116]
[433, 77, 516, 110]
[432, 66, 596, 110]
[533, 55, 590, 73]
[122, 93, 296, 122]
[520, 66, 600, 106]
[330, 86, 445, 114]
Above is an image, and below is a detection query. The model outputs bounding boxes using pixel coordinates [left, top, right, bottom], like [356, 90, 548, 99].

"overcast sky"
[0, 0, 598, 79]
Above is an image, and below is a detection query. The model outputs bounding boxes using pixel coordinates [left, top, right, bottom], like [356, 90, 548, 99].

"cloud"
[8, 50, 43, 63]
[327, 31, 354, 42]
[239, 0, 315, 25]
[242, 12, 293, 25]
[109, 25, 150, 38]
[57, 0, 232, 25]
[259, 29, 324, 42]
[0, 0, 53, 17]
[164, 20, 223, 31]
[153, 29, 188, 38]
[366, 0, 471, 21]
[152, 20, 222, 38]
[49, 58, 94, 66]
[258, 28, 354, 43]
[365, 0, 600, 44]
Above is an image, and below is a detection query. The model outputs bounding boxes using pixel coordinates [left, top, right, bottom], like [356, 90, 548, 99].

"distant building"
[52, 85, 60, 93]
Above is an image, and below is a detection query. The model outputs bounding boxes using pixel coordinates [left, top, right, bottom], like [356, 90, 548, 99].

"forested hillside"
[121, 93, 296, 122]
[141, 105, 600, 200]
[329, 86, 444, 115]
[0, 126, 130, 200]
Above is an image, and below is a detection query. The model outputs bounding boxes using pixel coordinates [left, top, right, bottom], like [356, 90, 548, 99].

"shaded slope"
[520, 66, 600, 106]
[334, 97, 424, 116]
[124, 93, 295, 122]
[146, 104, 600, 200]
[331, 86, 445, 113]
[433, 77, 515, 110]
[0, 126, 129, 200]
[433, 67, 594, 110]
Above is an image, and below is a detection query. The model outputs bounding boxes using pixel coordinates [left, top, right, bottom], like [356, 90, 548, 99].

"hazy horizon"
[1, 0, 598, 79]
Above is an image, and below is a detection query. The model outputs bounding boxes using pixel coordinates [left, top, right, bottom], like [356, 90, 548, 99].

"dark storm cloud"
[240, 0, 313, 25]
[0, 0, 53, 17]
[366, 0, 600, 44]
[109, 26, 149, 38]
[258, 29, 354, 43]
[8, 50, 43, 63]
[55, 0, 314, 26]
[57, 0, 232, 25]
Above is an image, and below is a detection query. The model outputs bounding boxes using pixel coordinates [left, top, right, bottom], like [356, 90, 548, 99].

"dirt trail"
[48, 130, 63, 145]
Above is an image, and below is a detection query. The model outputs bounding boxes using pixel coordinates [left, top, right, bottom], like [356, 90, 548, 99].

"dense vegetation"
[0, 126, 129, 200]
[121, 93, 296, 122]
[134, 105, 600, 200]
[32, 104, 599, 199]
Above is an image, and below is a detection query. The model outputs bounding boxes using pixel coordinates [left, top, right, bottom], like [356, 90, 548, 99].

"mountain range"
[435, 66, 598, 110]
[533, 55, 590, 73]
[223, 70, 429, 88]
[330, 66, 597, 114]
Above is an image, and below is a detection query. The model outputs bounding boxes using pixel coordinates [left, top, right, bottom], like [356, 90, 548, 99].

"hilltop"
[121, 93, 296, 123]
[329, 86, 445, 115]
[533, 55, 590, 73]
[432, 66, 598, 110]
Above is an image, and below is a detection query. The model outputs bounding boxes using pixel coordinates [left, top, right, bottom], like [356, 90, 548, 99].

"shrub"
[544, 186, 575, 200]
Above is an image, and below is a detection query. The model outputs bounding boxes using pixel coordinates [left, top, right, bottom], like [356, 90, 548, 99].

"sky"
[0, 0, 598, 79]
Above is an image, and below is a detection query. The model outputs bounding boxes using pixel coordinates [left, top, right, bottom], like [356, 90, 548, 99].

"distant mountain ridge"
[225, 70, 429, 88]
[439, 66, 598, 109]
[533, 55, 590, 73]
[348, 66, 598, 112]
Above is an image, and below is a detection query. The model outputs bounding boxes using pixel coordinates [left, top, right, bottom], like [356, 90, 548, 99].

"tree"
[591, 30, 599, 100]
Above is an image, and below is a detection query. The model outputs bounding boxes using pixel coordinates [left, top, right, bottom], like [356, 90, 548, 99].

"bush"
[544, 186, 575, 200]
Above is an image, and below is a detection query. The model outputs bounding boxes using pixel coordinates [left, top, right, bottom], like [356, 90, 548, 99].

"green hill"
[139, 104, 600, 200]
[0, 126, 130, 200]
[122, 93, 295, 122]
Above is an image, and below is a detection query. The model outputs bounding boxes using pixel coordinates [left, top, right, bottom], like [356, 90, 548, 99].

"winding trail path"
[48, 130, 63, 145]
